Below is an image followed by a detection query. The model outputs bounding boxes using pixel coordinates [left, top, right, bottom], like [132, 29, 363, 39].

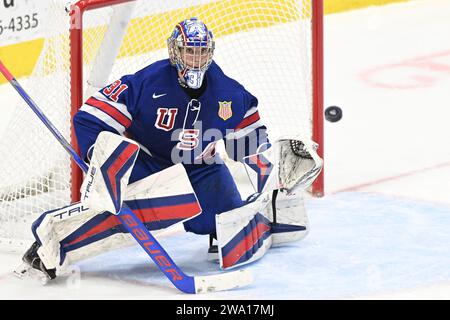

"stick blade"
[194, 269, 253, 294]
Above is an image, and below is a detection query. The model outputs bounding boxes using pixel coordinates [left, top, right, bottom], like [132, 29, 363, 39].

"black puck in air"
[325, 106, 342, 122]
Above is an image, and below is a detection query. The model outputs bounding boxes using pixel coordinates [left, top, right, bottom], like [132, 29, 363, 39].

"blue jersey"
[74, 59, 269, 171]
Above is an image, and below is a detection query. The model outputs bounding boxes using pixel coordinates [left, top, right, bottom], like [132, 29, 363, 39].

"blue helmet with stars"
[167, 17, 215, 89]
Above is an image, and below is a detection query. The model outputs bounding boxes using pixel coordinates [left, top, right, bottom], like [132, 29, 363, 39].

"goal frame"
[68, 0, 324, 200]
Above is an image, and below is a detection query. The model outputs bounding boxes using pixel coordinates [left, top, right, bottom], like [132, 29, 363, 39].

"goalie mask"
[168, 17, 215, 89]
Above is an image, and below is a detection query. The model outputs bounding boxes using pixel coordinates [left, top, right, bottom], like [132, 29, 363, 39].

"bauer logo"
[120, 213, 184, 282]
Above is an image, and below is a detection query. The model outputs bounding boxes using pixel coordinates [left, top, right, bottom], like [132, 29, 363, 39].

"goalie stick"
[0, 59, 252, 294]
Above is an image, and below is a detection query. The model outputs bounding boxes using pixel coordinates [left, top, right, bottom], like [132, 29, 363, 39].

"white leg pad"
[80, 131, 140, 214]
[216, 190, 309, 269]
[216, 197, 273, 270]
[33, 164, 201, 273]
[269, 191, 309, 246]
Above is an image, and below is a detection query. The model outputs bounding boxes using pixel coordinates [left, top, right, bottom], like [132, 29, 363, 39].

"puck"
[325, 106, 342, 122]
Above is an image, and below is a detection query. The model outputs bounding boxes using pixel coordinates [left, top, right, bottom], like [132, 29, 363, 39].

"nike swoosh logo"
[153, 93, 167, 99]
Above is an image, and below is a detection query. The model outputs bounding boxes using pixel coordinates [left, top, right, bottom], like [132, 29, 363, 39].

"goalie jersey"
[74, 59, 270, 174]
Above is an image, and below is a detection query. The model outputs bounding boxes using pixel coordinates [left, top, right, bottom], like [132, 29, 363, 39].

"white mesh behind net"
[0, 0, 314, 249]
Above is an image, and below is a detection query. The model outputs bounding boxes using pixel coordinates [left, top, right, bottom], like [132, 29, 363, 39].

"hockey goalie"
[16, 18, 323, 281]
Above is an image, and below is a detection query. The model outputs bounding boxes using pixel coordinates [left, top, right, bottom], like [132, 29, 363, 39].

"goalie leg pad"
[80, 131, 140, 214]
[216, 191, 309, 269]
[216, 199, 273, 270]
[31, 164, 202, 274]
[31, 202, 104, 273]
[32, 203, 141, 273]
[268, 191, 309, 246]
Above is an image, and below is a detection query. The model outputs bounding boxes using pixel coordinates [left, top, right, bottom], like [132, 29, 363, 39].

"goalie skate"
[14, 241, 56, 283]
[207, 234, 219, 262]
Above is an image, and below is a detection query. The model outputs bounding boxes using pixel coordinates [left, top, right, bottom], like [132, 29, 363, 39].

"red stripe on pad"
[65, 202, 200, 247]
[134, 202, 201, 222]
[222, 221, 271, 268]
[107, 143, 139, 205]
[65, 215, 119, 247]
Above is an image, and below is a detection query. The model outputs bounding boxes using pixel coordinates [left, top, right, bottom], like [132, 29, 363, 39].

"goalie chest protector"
[74, 59, 261, 168]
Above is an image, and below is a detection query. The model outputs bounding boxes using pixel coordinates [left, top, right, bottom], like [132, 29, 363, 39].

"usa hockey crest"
[218, 101, 232, 121]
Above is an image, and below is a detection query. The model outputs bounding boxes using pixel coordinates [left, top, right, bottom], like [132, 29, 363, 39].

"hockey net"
[0, 0, 323, 249]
